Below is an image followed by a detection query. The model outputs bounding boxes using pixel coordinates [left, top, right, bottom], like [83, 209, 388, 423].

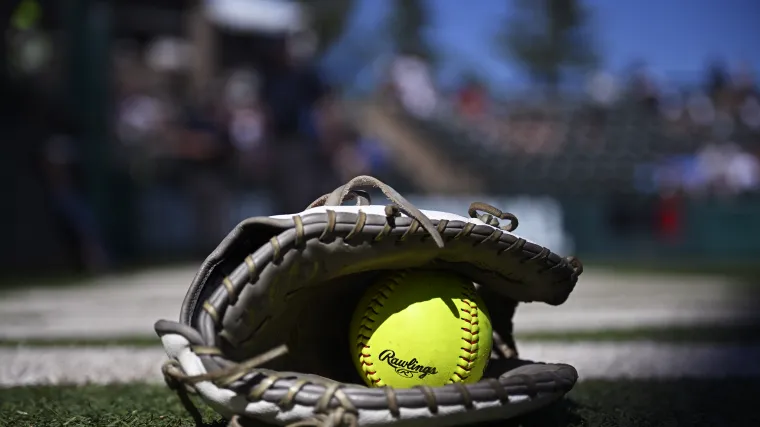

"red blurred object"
[657, 192, 683, 242]
[457, 83, 488, 120]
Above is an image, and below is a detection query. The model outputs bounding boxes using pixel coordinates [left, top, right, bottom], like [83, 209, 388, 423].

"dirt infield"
[1, 266, 758, 387]
[0, 266, 756, 339]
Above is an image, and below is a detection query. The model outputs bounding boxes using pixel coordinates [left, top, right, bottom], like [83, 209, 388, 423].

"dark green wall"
[562, 195, 760, 262]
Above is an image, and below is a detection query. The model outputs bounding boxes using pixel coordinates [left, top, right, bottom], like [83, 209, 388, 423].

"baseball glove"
[155, 175, 583, 427]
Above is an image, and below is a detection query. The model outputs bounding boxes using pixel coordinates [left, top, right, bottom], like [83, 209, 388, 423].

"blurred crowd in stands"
[110, 36, 390, 214]
[386, 53, 760, 198]
[19, 29, 760, 274]
[35, 34, 393, 272]
[7, 1, 760, 277]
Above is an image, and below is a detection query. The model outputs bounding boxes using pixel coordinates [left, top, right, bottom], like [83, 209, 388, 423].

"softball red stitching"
[360, 346, 380, 380]
[355, 273, 403, 387]
[453, 289, 480, 383]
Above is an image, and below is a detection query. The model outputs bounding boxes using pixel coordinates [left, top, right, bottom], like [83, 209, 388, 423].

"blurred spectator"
[628, 62, 659, 113]
[228, 104, 267, 183]
[586, 70, 619, 108]
[686, 92, 716, 127]
[220, 68, 268, 186]
[456, 77, 489, 121]
[260, 35, 331, 213]
[659, 87, 685, 123]
[695, 142, 760, 196]
[389, 53, 438, 119]
[706, 59, 729, 101]
[223, 69, 261, 111]
[115, 89, 166, 150]
[173, 93, 232, 254]
[724, 144, 760, 195]
[584, 70, 619, 144]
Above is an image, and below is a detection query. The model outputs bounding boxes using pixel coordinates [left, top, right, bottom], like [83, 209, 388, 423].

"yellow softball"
[349, 270, 493, 388]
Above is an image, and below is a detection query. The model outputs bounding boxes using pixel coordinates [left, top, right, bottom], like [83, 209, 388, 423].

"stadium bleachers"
[389, 96, 759, 197]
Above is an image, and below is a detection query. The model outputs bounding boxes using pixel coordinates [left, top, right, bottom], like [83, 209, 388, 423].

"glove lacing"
[307, 175, 521, 247]
[162, 345, 363, 427]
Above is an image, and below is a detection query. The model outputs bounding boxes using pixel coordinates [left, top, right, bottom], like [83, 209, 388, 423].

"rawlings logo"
[378, 349, 438, 379]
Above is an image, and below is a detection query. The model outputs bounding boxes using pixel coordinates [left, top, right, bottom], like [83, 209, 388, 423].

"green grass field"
[2, 380, 758, 427]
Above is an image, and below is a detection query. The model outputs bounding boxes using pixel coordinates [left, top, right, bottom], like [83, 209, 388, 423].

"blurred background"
[1, 0, 758, 279]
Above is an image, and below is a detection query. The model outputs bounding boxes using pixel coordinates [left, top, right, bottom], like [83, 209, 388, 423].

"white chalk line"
[2, 342, 759, 387]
